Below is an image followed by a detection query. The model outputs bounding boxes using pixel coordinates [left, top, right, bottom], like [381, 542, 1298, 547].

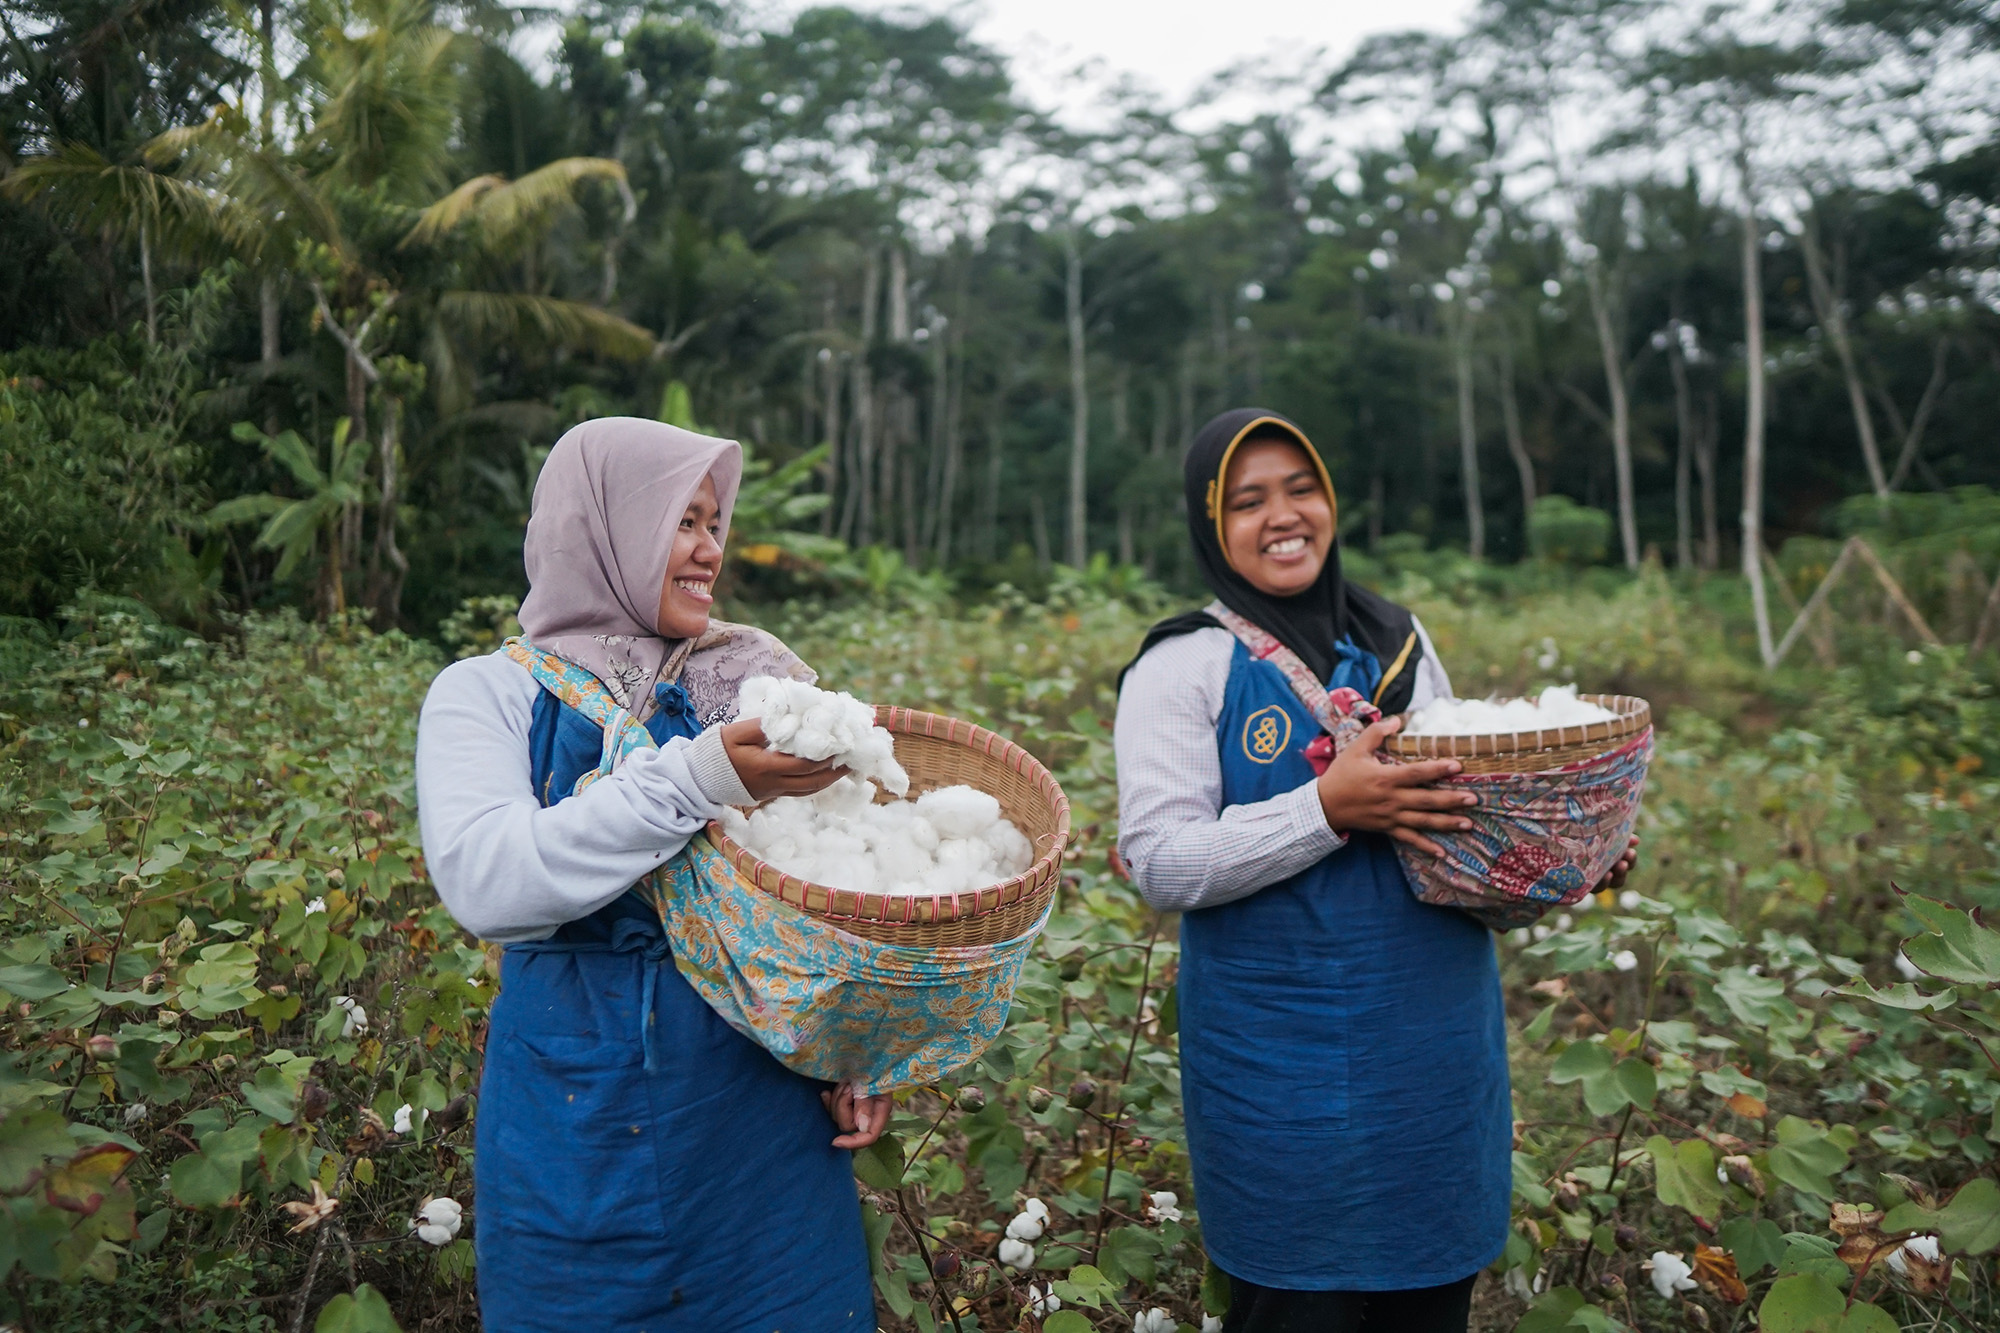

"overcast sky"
[771, 0, 1482, 125]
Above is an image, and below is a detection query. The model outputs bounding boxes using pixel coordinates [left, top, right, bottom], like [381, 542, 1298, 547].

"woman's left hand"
[1596, 834, 1640, 891]
[823, 1083, 891, 1149]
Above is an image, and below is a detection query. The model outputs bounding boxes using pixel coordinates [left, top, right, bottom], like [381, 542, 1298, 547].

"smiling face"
[655, 473, 724, 638]
[1219, 434, 1334, 596]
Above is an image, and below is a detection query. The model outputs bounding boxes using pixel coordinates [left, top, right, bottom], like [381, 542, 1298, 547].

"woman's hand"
[1596, 834, 1640, 890]
[1316, 716, 1478, 857]
[822, 1083, 891, 1149]
[720, 718, 846, 802]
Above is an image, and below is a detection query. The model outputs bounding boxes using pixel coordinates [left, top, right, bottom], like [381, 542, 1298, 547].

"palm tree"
[206, 419, 372, 616]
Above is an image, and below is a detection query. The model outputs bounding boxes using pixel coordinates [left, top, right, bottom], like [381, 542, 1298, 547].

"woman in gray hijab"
[416, 417, 881, 1330]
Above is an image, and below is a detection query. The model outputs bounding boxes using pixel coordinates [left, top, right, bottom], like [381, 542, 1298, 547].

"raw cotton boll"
[916, 785, 1002, 838]
[735, 675, 911, 793]
[1403, 684, 1618, 737]
[724, 765, 1039, 898]
[985, 821, 1034, 876]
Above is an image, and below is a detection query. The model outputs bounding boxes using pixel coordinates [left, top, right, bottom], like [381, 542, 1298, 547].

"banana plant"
[205, 420, 372, 615]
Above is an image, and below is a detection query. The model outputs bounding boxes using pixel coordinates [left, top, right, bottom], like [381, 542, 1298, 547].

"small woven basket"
[1383, 694, 1652, 773]
[707, 706, 1072, 948]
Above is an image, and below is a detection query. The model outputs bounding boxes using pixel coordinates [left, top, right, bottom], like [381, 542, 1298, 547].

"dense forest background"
[4, 0, 1997, 643]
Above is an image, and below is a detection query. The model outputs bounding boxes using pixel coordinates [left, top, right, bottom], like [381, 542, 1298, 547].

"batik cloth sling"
[1207, 605, 1651, 931]
[503, 638, 1044, 1094]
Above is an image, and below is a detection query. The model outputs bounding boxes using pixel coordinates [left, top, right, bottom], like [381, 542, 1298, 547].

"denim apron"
[473, 681, 874, 1331]
[1177, 641, 1512, 1291]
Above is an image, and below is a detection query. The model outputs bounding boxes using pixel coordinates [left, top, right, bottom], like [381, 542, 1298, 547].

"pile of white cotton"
[737, 676, 909, 796]
[721, 777, 1035, 897]
[1402, 684, 1618, 737]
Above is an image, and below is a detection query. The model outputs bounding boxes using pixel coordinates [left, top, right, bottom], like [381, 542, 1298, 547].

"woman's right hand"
[1315, 716, 1478, 856]
[720, 718, 847, 802]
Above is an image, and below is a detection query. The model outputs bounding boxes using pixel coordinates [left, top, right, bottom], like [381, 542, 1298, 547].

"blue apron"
[474, 682, 874, 1331]
[1177, 641, 1512, 1291]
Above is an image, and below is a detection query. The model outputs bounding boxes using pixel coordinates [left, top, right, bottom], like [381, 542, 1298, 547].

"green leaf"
[1756, 1275, 1892, 1333]
[1514, 1285, 1586, 1333]
[1646, 1135, 1723, 1220]
[1097, 1223, 1162, 1284]
[1202, 1257, 1233, 1315]
[1831, 978, 1954, 1012]
[1523, 1001, 1558, 1043]
[1714, 967, 1795, 1025]
[850, 1132, 905, 1192]
[240, 1066, 299, 1124]
[1757, 1275, 1844, 1333]
[859, 1200, 893, 1279]
[1768, 1117, 1849, 1200]
[1041, 1314, 1093, 1333]
[42, 807, 102, 837]
[313, 1283, 403, 1333]
[1899, 892, 2000, 985]
[1613, 1058, 1657, 1110]
[1718, 1216, 1787, 1276]
[1883, 1177, 2000, 1256]
[0, 963, 71, 1001]
[167, 1118, 264, 1208]
[0, 1109, 78, 1192]
[1775, 1233, 1851, 1287]
[1549, 1040, 1635, 1115]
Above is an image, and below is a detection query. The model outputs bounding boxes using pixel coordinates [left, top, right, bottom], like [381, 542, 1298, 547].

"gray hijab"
[517, 416, 744, 717]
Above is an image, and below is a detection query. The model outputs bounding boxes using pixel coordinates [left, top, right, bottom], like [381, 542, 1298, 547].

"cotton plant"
[1144, 1190, 1182, 1223]
[1647, 1251, 1697, 1299]
[1133, 1308, 1175, 1333]
[997, 1237, 1035, 1270]
[1025, 1281, 1060, 1316]
[393, 1103, 427, 1135]
[1886, 1235, 1941, 1276]
[331, 995, 367, 1037]
[412, 1196, 463, 1246]
[1005, 1197, 1049, 1241]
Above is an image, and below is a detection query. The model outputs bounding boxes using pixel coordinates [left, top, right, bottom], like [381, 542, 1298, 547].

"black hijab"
[1126, 407, 1424, 714]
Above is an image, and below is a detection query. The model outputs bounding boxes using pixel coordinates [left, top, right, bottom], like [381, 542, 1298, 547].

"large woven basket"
[1383, 694, 1652, 773]
[706, 706, 1072, 948]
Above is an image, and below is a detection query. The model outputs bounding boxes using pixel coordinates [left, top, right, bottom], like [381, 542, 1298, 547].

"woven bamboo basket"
[706, 705, 1072, 947]
[1383, 694, 1652, 773]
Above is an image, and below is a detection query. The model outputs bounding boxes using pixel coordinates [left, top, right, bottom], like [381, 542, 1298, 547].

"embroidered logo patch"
[1241, 705, 1292, 764]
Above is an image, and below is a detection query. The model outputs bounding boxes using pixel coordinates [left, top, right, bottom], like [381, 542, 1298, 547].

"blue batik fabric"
[1176, 638, 1513, 1291]
[473, 668, 873, 1331]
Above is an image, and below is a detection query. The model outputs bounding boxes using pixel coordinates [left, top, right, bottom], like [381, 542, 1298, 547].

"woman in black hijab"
[1112, 408, 1511, 1332]
[1129, 408, 1427, 712]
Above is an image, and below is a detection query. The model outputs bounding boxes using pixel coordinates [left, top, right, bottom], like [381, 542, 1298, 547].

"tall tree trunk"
[140, 219, 157, 345]
[370, 397, 408, 626]
[1882, 337, 1951, 491]
[1667, 330, 1696, 570]
[934, 326, 963, 565]
[981, 401, 1004, 563]
[1697, 386, 1721, 570]
[844, 249, 880, 545]
[1799, 221, 1889, 499]
[1738, 154, 1775, 666]
[1063, 228, 1090, 568]
[819, 293, 841, 536]
[1452, 309, 1484, 559]
[1583, 260, 1638, 568]
[1113, 365, 1134, 565]
[258, 0, 280, 378]
[922, 314, 950, 553]
[1496, 336, 1537, 552]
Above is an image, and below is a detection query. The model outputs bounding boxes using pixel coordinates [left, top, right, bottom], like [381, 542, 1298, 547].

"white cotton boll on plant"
[1403, 684, 1618, 737]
